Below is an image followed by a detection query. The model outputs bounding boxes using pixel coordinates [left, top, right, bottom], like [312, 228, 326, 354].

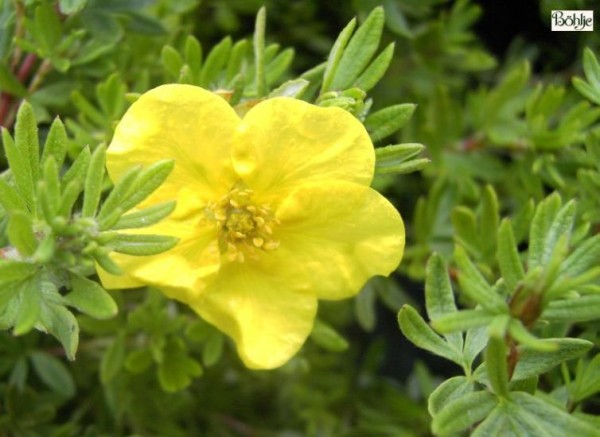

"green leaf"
[253, 7, 266, 96]
[528, 193, 565, 270]
[65, 273, 117, 319]
[7, 211, 37, 256]
[117, 159, 174, 213]
[485, 335, 509, 398]
[13, 277, 41, 335]
[365, 104, 416, 142]
[92, 248, 122, 276]
[109, 233, 178, 256]
[582, 48, 600, 88]
[321, 17, 356, 93]
[479, 185, 499, 258]
[0, 177, 27, 213]
[58, 0, 88, 15]
[452, 207, 479, 256]
[266, 48, 294, 85]
[34, 3, 62, 53]
[431, 308, 494, 334]
[559, 233, 600, 278]
[71, 91, 106, 126]
[374, 143, 429, 174]
[512, 338, 592, 381]
[202, 331, 224, 367]
[161, 45, 183, 80]
[157, 337, 203, 392]
[82, 144, 106, 217]
[3, 115, 36, 210]
[463, 325, 488, 370]
[62, 146, 91, 190]
[331, 7, 384, 90]
[100, 334, 125, 383]
[425, 253, 462, 352]
[38, 302, 79, 360]
[58, 180, 82, 217]
[454, 245, 505, 311]
[508, 319, 556, 352]
[200, 36, 232, 87]
[512, 392, 599, 436]
[96, 164, 141, 223]
[542, 295, 600, 323]
[471, 404, 512, 436]
[572, 354, 600, 402]
[398, 305, 462, 364]
[268, 78, 310, 99]
[0, 261, 39, 285]
[428, 375, 473, 417]
[125, 348, 153, 374]
[30, 351, 75, 398]
[310, 319, 349, 352]
[226, 39, 248, 84]
[43, 152, 61, 200]
[355, 281, 376, 332]
[184, 35, 202, 74]
[497, 219, 525, 293]
[0, 63, 28, 97]
[354, 42, 395, 92]
[112, 201, 176, 230]
[432, 391, 497, 436]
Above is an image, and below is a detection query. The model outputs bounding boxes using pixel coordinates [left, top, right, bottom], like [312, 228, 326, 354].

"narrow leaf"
[30, 351, 75, 398]
[112, 201, 176, 230]
[7, 211, 37, 256]
[14, 277, 41, 335]
[331, 7, 384, 90]
[109, 233, 178, 256]
[2, 128, 34, 210]
[118, 159, 174, 213]
[321, 17, 356, 92]
[512, 338, 593, 381]
[497, 219, 524, 293]
[82, 144, 106, 217]
[310, 319, 349, 352]
[432, 308, 494, 334]
[428, 375, 473, 417]
[65, 273, 117, 319]
[542, 295, 600, 322]
[425, 253, 462, 351]
[398, 305, 462, 364]
[355, 42, 395, 92]
[432, 391, 497, 436]
[100, 334, 125, 383]
[485, 335, 509, 397]
[365, 104, 416, 142]
[253, 8, 266, 96]
[512, 392, 599, 436]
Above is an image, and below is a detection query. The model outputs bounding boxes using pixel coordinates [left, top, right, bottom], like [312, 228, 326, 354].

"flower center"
[204, 184, 280, 262]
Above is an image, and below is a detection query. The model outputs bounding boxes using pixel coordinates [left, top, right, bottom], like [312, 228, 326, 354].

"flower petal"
[98, 217, 221, 303]
[188, 263, 318, 369]
[231, 98, 375, 200]
[107, 84, 241, 203]
[263, 181, 404, 300]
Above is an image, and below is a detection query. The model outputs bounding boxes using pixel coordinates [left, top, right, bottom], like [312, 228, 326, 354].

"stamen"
[203, 183, 280, 262]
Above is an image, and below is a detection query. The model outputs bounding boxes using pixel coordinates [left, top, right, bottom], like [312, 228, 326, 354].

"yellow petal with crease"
[259, 181, 404, 300]
[188, 262, 318, 369]
[107, 84, 241, 204]
[232, 97, 375, 201]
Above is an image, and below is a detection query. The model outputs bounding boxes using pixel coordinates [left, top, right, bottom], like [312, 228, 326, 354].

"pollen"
[204, 183, 280, 262]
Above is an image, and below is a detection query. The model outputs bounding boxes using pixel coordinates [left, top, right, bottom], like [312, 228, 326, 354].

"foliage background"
[1, 0, 600, 435]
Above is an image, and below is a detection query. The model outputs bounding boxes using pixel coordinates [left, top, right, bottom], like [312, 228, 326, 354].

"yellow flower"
[99, 84, 405, 369]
